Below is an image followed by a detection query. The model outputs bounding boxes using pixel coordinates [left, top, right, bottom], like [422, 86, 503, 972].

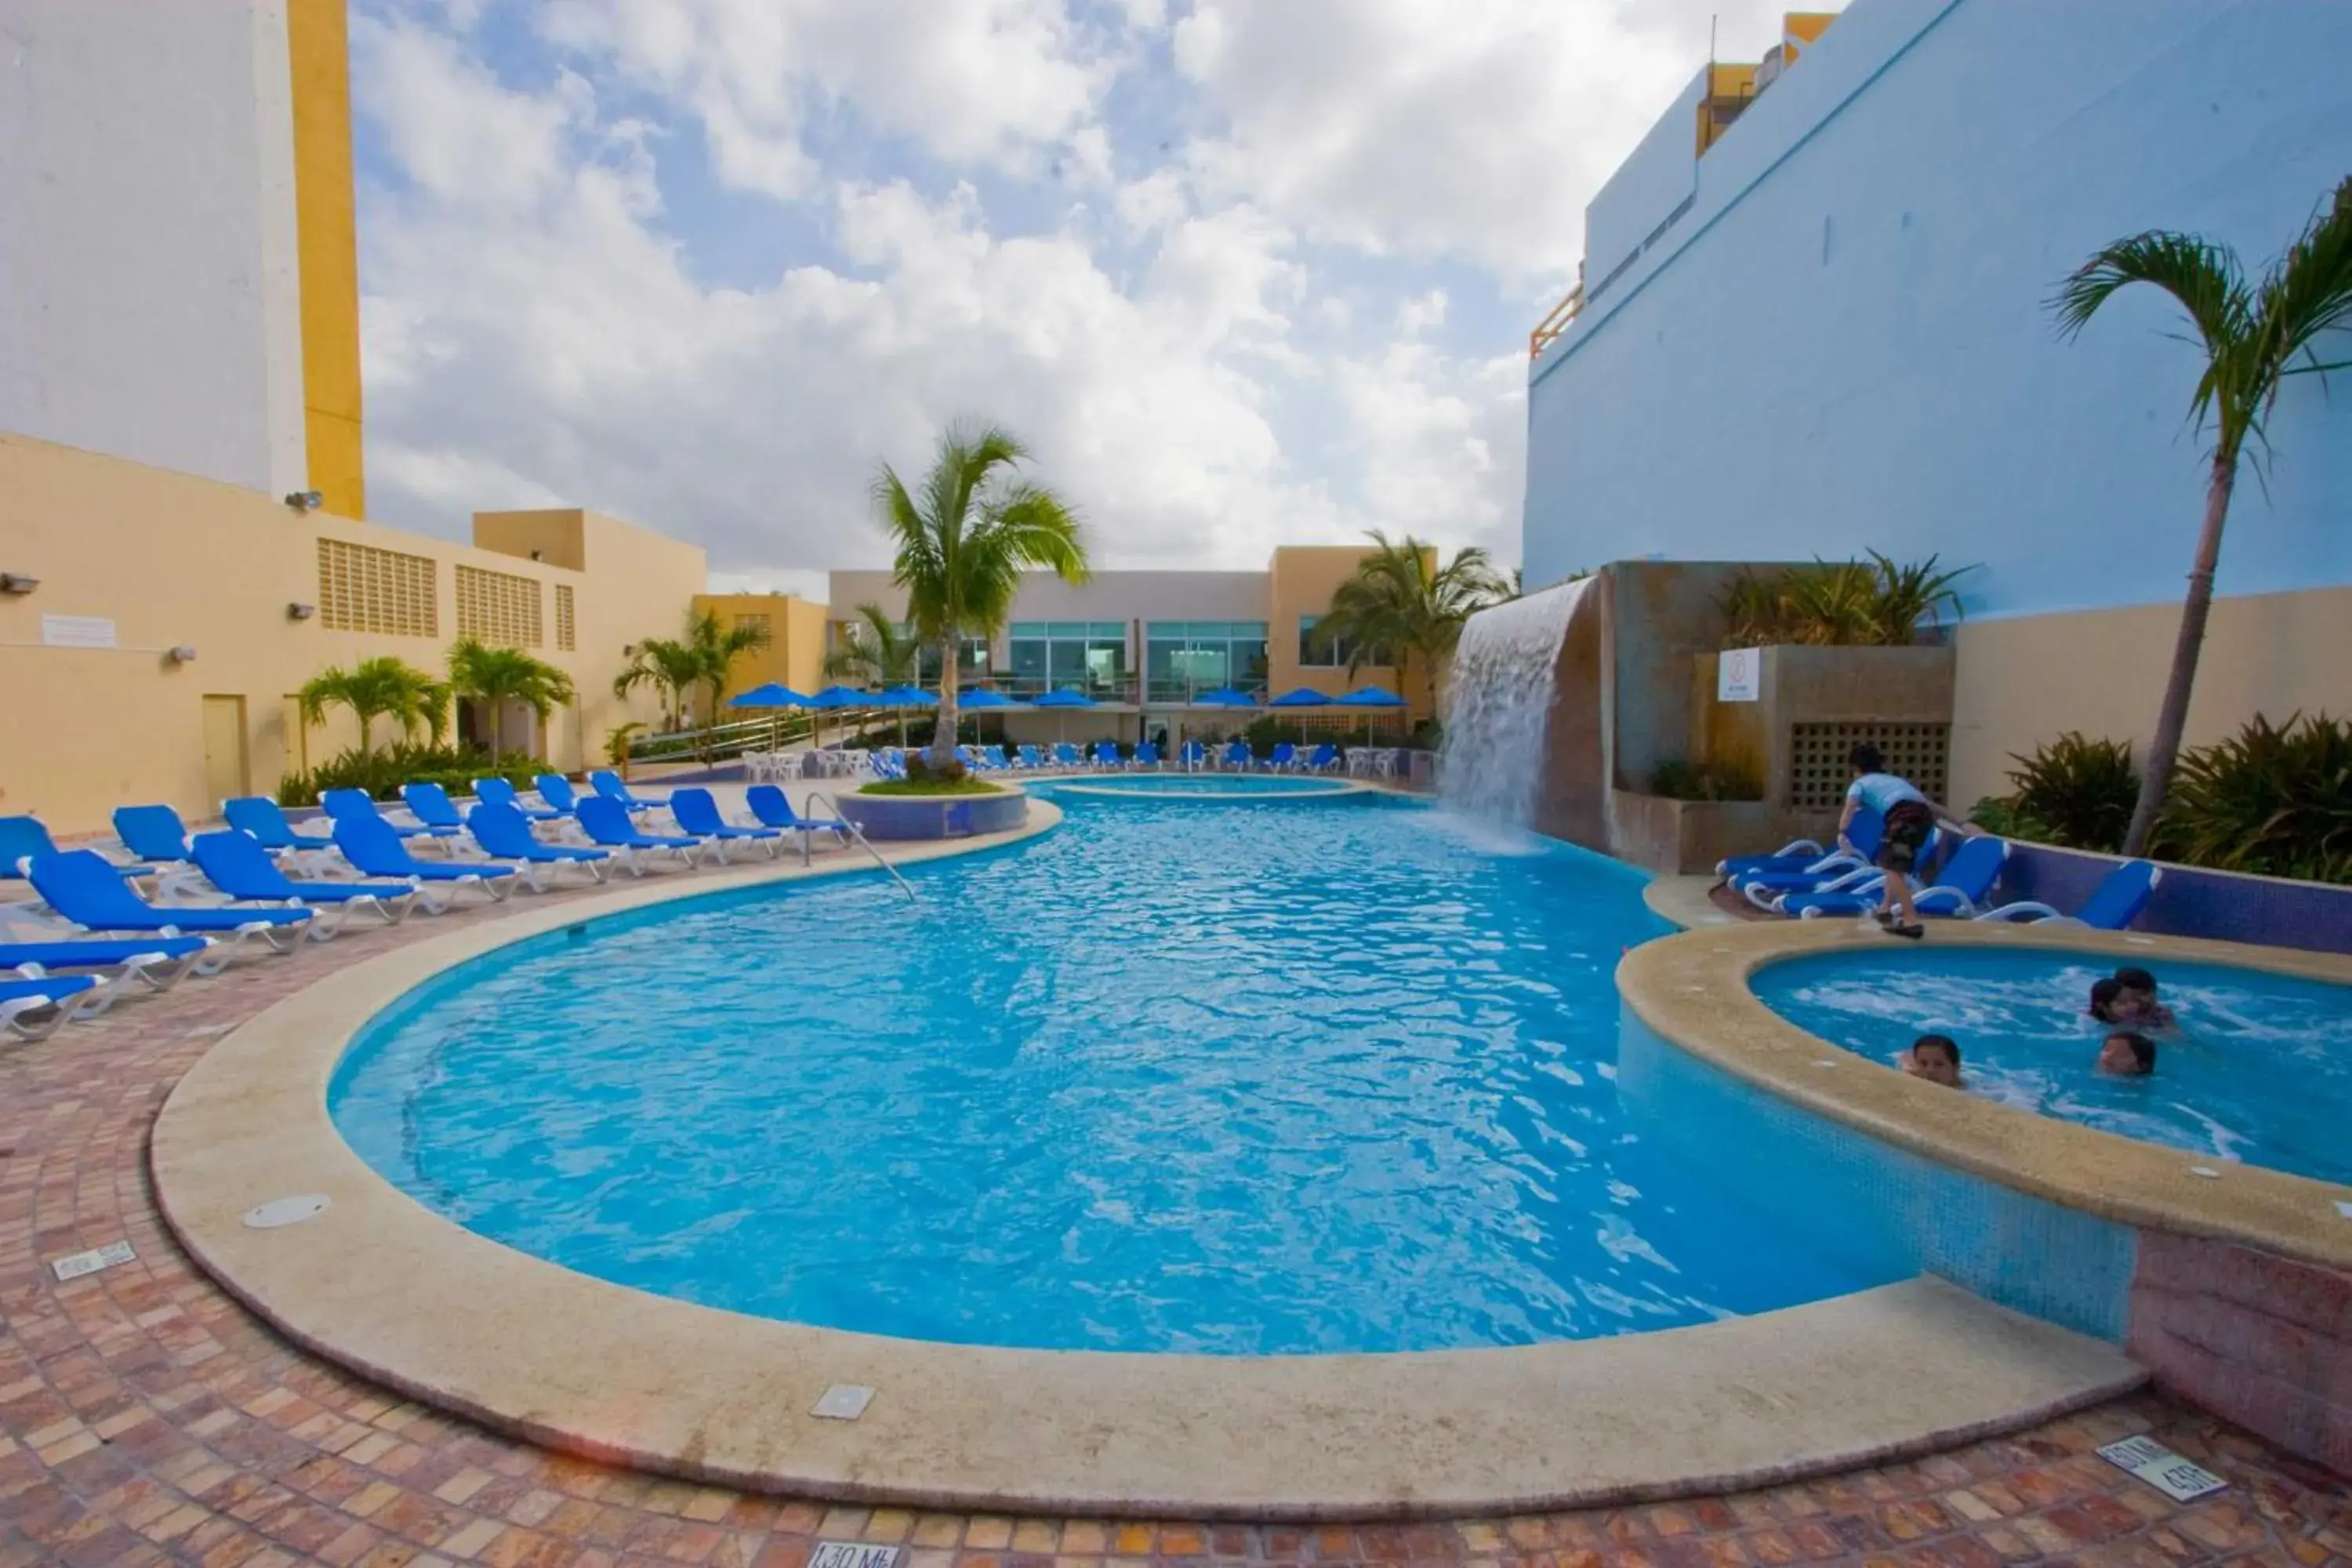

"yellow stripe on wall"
[286, 0, 365, 519]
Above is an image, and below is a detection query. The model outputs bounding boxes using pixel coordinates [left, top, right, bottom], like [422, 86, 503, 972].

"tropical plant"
[1311, 532, 1509, 713]
[276, 743, 536, 808]
[2002, 731, 2140, 853]
[2052, 174, 2352, 855]
[604, 721, 649, 772]
[296, 657, 448, 755]
[1650, 757, 1765, 802]
[872, 422, 1088, 763]
[613, 608, 771, 734]
[823, 601, 924, 747]
[1718, 554, 1970, 647]
[445, 639, 575, 760]
[2154, 712, 2352, 884]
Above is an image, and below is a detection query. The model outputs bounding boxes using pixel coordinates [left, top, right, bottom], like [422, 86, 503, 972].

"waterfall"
[1440, 577, 1592, 829]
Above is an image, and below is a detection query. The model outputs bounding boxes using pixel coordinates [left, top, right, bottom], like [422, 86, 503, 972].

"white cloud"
[1394, 288, 1447, 336]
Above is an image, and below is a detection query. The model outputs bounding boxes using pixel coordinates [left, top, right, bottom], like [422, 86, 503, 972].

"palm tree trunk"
[933, 631, 960, 766]
[488, 702, 503, 760]
[2122, 455, 2236, 856]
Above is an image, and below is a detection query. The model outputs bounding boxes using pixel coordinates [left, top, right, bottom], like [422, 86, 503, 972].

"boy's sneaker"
[1887, 922, 1926, 941]
[1873, 909, 1897, 928]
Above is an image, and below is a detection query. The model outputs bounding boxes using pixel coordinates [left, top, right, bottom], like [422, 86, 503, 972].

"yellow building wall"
[1265, 546, 1421, 721]
[473, 509, 588, 572]
[0, 434, 704, 834]
[692, 593, 830, 702]
[285, 0, 365, 519]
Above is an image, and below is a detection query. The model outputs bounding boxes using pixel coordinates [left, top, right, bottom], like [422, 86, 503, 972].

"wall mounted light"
[0, 572, 38, 595]
[530, 549, 545, 562]
[165, 645, 198, 663]
[287, 602, 317, 621]
[622, 643, 639, 657]
[283, 490, 324, 512]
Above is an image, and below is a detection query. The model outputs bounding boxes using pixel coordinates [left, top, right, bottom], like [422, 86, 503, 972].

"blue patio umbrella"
[1029, 685, 1096, 741]
[804, 684, 868, 752]
[727, 683, 811, 752]
[1192, 687, 1259, 708]
[1267, 688, 1333, 708]
[956, 687, 1022, 746]
[1336, 683, 1408, 742]
[871, 684, 937, 748]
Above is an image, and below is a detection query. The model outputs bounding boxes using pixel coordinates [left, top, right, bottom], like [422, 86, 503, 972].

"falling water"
[1440, 577, 1593, 829]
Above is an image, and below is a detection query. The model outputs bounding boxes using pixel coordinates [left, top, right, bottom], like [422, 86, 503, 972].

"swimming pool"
[1040, 773, 1361, 800]
[331, 792, 1892, 1355]
[1753, 948, 2352, 1188]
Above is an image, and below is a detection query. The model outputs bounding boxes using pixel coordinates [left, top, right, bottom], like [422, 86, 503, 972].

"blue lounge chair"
[2, 973, 103, 1042]
[2, 935, 217, 987]
[191, 832, 418, 933]
[1131, 742, 1161, 770]
[1974, 860, 2162, 929]
[321, 788, 456, 846]
[983, 745, 1012, 772]
[1742, 847, 1931, 912]
[1179, 740, 1207, 771]
[535, 774, 585, 815]
[590, 769, 670, 813]
[1303, 742, 1339, 773]
[1017, 745, 1045, 771]
[1221, 741, 1253, 771]
[1052, 742, 1083, 769]
[1733, 817, 1905, 899]
[466, 802, 611, 889]
[474, 776, 566, 823]
[667, 788, 780, 862]
[26, 850, 314, 957]
[1, 815, 155, 885]
[1719, 808, 1885, 881]
[401, 782, 473, 837]
[575, 797, 705, 874]
[1265, 742, 1298, 772]
[1784, 836, 2010, 920]
[222, 797, 339, 873]
[111, 805, 210, 899]
[332, 817, 517, 906]
[743, 786, 852, 855]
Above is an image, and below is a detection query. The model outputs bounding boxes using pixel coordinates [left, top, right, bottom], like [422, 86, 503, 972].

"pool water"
[332, 793, 1889, 1355]
[1755, 949, 2352, 1188]
[1044, 774, 1355, 797]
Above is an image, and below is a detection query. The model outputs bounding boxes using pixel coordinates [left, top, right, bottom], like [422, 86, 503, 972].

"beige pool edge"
[1619, 918, 2352, 1274]
[153, 801, 2143, 1519]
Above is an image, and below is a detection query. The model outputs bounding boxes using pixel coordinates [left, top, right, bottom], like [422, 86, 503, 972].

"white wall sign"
[41, 614, 118, 649]
[1718, 647, 1761, 702]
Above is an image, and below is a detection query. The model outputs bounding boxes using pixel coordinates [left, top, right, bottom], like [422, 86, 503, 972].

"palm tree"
[873, 423, 1088, 764]
[611, 633, 702, 731]
[823, 602, 924, 747]
[684, 607, 772, 729]
[445, 638, 576, 760]
[1312, 531, 1509, 715]
[296, 657, 448, 756]
[2053, 176, 2352, 855]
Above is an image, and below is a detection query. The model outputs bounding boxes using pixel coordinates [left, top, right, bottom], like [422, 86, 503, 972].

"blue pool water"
[1755, 949, 2352, 1188]
[332, 793, 1889, 1354]
[1047, 774, 1354, 797]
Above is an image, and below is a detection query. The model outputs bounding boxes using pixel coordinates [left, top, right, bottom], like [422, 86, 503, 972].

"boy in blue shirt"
[1838, 744, 1936, 940]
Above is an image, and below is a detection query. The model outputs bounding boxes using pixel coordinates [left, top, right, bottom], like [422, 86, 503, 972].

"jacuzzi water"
[331, 791, 1889, 1354]
[1755, 948, 2352, 1188]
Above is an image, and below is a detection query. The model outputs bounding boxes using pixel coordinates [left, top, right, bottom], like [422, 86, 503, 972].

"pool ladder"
[800, 790, 916, 902]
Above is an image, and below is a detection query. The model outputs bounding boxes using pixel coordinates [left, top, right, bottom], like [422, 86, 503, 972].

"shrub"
[2002, 731, 2139, 853]
[2155, 712, 2352, 884]
[903, 750, 970, 786]
[278, 744, 541, 807]
[1719, 553, 1971, 648]
[1650, 758, 1764, 802]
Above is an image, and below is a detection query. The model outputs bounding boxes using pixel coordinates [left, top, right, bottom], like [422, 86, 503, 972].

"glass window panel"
[1011, 622, 1047, 637]
[1011, 641, 1048, 680]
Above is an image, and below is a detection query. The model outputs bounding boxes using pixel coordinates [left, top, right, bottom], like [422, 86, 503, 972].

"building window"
[1007, 620, 1127, 695]
[455, 565, 543, 646]
[916, 632, 993, 684]
[1298, 614, 1356, 668]
[734, 612, 771, 642]
[1145, 621, 1269, 702]
[554, 585, 575, 651]
[316, 539, 437, 636]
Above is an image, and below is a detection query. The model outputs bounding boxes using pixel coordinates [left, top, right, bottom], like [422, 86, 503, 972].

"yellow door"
[281, 695, 310, 777]
[201, 695, 250, 809]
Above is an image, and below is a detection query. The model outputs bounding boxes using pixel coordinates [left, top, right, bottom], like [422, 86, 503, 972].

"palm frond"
[2262, 175, 2352, 383]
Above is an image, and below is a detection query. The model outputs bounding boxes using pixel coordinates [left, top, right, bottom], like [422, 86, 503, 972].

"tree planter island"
[837, 781, 1030, 840]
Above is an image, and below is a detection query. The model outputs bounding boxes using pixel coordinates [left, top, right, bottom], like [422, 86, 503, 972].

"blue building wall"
[1524, 0, 2352, 621]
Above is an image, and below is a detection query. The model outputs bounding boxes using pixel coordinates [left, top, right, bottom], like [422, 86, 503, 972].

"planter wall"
[1989, 836, 2352, 956]
[1610, 792, 1840, 877]
[836, 786, 1029, 842]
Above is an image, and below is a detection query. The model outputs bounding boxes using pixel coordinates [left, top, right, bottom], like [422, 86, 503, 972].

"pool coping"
[152, 801, 2142, 1519]
[1618, 920, 2352, 1275]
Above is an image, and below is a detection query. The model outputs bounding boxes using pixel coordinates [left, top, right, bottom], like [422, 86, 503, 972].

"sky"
[351, 0, 1796, 594]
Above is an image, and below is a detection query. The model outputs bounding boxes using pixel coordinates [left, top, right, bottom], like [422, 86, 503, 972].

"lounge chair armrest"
[1971, 900, 2060, 923]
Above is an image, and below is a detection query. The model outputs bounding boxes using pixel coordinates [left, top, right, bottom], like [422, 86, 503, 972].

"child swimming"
[2097, 1029, 2157, 1076]
[1901, 1033, 1964, 1088]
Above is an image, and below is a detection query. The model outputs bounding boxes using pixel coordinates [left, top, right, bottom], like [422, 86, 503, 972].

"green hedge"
[277, 744, 545, 807]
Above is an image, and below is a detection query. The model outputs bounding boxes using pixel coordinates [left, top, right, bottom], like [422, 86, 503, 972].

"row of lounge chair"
[1718, 806, 2162, 929]
[876, 741, 1348, 776]
[0, 779, 854, 1041]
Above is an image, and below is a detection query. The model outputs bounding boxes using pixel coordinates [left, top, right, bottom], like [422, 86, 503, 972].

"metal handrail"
[1529, 280, 1585, 358]
[800, 789, 916, 902]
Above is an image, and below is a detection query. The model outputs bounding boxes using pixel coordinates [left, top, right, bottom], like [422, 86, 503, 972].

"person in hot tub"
[2111, 966, 2178, 1030]
[2097, 1029, 2158, 1076]
[1900, 1033, 1964, 1089]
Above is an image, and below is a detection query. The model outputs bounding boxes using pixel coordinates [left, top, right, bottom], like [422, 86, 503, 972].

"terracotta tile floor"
[4, 869, 2350, 1567]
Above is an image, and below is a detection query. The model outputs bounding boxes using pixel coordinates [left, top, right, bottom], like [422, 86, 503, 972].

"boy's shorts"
[1878, 800, 1934, 873]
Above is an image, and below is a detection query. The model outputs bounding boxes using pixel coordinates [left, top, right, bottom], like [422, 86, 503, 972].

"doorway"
[201, 695, 250, 808]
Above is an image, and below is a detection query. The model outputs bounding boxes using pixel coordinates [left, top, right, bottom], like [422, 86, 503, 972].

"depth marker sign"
[2098, 1436, 2226, 1502]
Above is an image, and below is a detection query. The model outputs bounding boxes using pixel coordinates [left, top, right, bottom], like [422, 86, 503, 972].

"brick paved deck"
[4, 872, 2350, 1566]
